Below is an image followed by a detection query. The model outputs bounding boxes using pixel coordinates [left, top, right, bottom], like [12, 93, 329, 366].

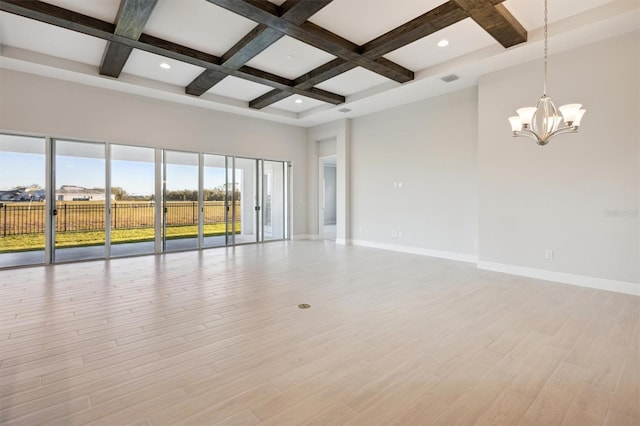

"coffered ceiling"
[0, 0, 637, 127]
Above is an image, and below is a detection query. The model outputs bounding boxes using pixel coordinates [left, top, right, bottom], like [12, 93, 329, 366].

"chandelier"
[508, 0, 586, 146]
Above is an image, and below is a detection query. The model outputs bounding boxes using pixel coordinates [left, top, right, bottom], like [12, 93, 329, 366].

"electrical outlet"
[545, 249, 554, 259]
[398, 231, 403, 239]
[391, 231, 397, 238]
[393, 182, 398, 189]
[398, 182, 403, 189]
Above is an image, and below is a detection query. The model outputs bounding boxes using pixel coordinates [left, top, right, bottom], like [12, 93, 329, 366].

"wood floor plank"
[0, 241, 637, 426]
[561, 383, 611, 426]
[519, 361, 588, 425]
[610, 357, 640, 420]
[604, 409, 638, 426]
[473, 388, 534, 426]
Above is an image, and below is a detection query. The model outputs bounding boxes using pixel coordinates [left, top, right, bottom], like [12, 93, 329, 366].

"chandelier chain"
[543, 0, 548, 95]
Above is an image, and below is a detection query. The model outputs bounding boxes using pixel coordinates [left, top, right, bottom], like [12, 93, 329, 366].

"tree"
[111, 187, 127, 201]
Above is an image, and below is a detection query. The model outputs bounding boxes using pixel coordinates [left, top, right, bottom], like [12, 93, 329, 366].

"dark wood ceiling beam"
[450, 0, 527, 47]
[294, 58, 355, 89]
[250, 89, 293, 109]
[185, 26, 281, 96]
[249, 58, 355, 108]
[247, 0, 471, 109]
[100, 0, 158, 78]
[361, 2, 468, 58]
[205, 0, 414, 83]
[249, 0, 525, 109]
[186, 0, 332, 97]
[0, 0, 345, 105]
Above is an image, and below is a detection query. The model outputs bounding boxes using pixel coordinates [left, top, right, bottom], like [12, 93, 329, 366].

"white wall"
[309, 31, 638, 293]
[478, 31, 639, 287]
[348, 87, 479, 260]
[0, 69, 308, 236]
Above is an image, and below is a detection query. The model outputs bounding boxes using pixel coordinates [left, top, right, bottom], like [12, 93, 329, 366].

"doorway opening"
[320, 155, 337, 241]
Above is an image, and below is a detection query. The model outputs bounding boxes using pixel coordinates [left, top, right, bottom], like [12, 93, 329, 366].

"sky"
[0, 152, 229, 195]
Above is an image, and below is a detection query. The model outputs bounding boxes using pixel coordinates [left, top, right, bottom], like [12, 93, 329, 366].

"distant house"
[28, 189, 46, 201]
[0, 187, 114, 202]
[56, 185, 115, 201]
[0, 190, 27, 201]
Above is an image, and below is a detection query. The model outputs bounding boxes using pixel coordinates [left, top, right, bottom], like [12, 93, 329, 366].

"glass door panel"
[164, 150, 199, 252]
[54, 140, 106, 262]
[110, 145, 156, 257]
[232, 158, 260, 244]
[263, 161, 285, 241]
[0, 134, 47, 268]
[203, 154, 229, 248]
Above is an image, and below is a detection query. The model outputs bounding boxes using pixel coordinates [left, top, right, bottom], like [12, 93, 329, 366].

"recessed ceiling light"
[159, 62, 171, 69]
[294, 99, 303, 104]
[437, 39, 449, 47]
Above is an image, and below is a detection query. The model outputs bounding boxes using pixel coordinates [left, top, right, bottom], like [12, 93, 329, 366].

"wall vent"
[338, 108, 351, 113]
[441, 74, 460, 83]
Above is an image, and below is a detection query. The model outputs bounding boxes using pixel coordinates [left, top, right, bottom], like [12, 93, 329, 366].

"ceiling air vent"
[338, 108, 352, 113]
[441, 74, 459, 83]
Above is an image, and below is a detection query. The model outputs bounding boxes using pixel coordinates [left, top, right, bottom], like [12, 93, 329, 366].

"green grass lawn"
[0, 223, 240, 253]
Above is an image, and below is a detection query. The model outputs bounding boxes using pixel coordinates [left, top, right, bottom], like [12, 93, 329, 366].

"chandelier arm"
[546, 126, 578, 140]
[514, 129, 543, 144]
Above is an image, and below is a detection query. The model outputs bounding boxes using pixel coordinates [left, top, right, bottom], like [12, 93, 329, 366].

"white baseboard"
[292, 234, 322, 240]
[477, 261, 640, 296]
[292, 234, 311, 240]
[295, 238, 639, 296]
[350, 239, 478, 263]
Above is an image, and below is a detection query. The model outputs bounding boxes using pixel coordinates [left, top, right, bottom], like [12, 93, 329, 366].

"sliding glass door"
[263, 160, 286, 241]
[163, 150, 199, 252]
[0, 135, 47, 268]
[54, 140, 106, 263]
[203, 154, 230, 248]
[110, 144, 156, 257]
[232, 157, 261, 244]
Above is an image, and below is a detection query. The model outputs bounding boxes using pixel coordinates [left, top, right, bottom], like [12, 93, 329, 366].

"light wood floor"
[0, 241, 638, 426]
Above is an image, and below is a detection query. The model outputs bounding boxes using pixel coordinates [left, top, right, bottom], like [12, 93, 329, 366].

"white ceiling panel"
[245, 36, 336, 80]
[308, 0, 444, 45]
[143, 0, 258, 56]
[315, 67, 390, 96]
[0, 12, 107, 67]
[384, 18, 496, 72]
[206, 76, 274, 102]
[41, 0, 119, 23]
[504, 0, 620, 30]
[122, 49, 206, 87]
[270, 95, 326, 113]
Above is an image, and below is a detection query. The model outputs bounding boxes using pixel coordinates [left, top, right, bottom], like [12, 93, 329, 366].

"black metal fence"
[0, 202, 241, 236]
